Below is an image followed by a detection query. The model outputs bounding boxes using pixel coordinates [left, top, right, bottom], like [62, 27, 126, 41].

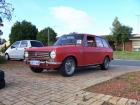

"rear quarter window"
[102, 38, 110, 48]
[95, 37, 104, 47]
[30, 41, 44, 47]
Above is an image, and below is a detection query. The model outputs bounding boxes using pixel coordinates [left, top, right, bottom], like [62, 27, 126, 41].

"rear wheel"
[30, 67, 44, 73]
[60, 57, 76, 77]
[100, 57, 110, 70]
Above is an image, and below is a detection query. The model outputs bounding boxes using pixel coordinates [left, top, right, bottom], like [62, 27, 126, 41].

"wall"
[117, 41, 132, 51]
[132, 40, 140, 51]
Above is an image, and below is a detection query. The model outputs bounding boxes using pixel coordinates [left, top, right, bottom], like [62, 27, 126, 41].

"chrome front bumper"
[24, 60, 61, 65]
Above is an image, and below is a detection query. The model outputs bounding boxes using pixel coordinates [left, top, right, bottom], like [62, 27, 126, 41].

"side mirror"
[11, 46, 15, 49]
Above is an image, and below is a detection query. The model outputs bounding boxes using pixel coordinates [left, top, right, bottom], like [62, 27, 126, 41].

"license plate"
[30, 60, 40, 66]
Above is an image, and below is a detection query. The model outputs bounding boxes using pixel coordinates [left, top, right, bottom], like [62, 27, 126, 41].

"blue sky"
[1, 0, 140, 40]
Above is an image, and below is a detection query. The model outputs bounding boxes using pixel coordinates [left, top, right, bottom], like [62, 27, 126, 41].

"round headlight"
[50, 50, 56, 59]
[24, 52, 29, 58]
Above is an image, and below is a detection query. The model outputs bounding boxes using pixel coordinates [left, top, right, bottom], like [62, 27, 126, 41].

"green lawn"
[114, 51, 140, 60]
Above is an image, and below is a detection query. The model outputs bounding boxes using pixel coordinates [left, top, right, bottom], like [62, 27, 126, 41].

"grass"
[114, 51, 140, 60]
[0, 56, 7, 64]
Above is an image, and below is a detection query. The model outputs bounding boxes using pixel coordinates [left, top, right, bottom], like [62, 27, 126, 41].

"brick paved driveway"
[0, 61, 140, 105]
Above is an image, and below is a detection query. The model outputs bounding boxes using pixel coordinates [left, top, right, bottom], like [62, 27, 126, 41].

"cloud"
[50, 6, 94, 34]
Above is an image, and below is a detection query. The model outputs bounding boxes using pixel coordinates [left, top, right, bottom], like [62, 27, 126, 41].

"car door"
[17, 40, 29, 59]
[83, 35, 99, 65]
[95, 37, 105, 64]
[8, 41, 20, 58]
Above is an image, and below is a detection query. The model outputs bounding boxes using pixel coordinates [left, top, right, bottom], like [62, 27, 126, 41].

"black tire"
[0, 70, 4, 80]
[59, 57, 76, 77]
[5, 53, 10, 60]
[0, 79, 5, 89]
[100, 57, 110, 70]
[30, 67, 43, 73]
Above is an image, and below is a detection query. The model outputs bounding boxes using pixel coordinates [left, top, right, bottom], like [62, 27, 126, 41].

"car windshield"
[54, 34, 83, 46]
[31, 41, 44, 47]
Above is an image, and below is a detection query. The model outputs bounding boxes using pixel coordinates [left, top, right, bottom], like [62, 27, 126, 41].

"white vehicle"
[5, 40, 44, 60]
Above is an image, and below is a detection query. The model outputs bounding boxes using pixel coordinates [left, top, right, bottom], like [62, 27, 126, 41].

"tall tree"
[119, 25, 133, 51]
[0, 0, 13, 40]
[0, 0, 14, 21]
[112, 17, 133, 51]
[37, 27, 57, 45]
[104, 35, 114, 42]
[112, 17, 121, 44]
[9, 20, 38, 44]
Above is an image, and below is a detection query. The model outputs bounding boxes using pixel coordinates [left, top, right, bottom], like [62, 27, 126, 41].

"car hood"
[26, 46, 58, 52]
[26, 45, 78, 52]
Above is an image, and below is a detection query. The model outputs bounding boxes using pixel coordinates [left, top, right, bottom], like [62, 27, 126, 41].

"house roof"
[130, 34, 140, 40]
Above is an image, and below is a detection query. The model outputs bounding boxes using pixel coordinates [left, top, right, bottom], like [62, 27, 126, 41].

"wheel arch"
[62, 55, 78, 67]
[5, 53, 10, 59]
[101, 55, 110, 64]
[104, 55, 111, 61]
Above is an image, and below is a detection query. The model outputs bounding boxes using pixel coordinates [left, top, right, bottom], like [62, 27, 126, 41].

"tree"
[0, 0, 13, 63]
[37, 27, 57, 45]
[112, 17, 121, 44]
[104, 35, 114, 42]
[9, 20, 38, 44]
[119, 25, 133, 51]
[111, 17, 133, 51]
[0, 0, 14, 36]
[0, 0, 14, 21]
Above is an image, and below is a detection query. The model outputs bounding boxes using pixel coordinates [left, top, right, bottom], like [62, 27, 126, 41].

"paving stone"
[100, 95, 112, 102]
[0, 102, 5, 105]
[117, 98, 128, 105]
[0, 99, 14, 105]
[13, 100, 27, 105]
[108, 96, 120, 104]
[90, 100, 104, 105]
[94, 94, 105, 100]
[79, 97, 97, 105]
[136, 101, 140, 105]
[49, 102, 64, 105]
[83, 93, 97, 101]
[35, 99, 50, 105]
[126, 99, 137, 105]
[1, 62, 140, 105]
[118, 97, 128, 105]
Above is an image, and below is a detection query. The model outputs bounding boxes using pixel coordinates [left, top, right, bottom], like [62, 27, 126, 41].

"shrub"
[0, 56, 6, 64]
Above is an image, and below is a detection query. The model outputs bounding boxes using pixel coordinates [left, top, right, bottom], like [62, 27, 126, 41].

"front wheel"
[5, 54, 10, 60]
[100, 57, 110, 70]
[30, 67, 44, 73]
[59, 57, 76, 77]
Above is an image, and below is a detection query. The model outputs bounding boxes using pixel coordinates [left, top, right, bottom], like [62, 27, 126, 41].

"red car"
[25, 34, 113, 76]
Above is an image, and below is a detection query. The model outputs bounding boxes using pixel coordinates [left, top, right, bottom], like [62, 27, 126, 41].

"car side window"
[20, 41, 28, 48]
[96, 37, 104, 47]
[86, 36, 96, 47]
[11, 41, 20, 48]
[102, 38, 109, 48]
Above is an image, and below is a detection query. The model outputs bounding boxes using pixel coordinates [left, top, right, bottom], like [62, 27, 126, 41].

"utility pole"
[136, 15, 140, 34]
[47, 28, 49, 46]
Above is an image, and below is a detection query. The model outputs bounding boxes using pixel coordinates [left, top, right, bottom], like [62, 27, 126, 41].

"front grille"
[28, 51, 50, 59]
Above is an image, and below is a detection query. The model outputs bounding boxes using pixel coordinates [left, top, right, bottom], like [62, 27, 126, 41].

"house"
[116, 34, 140, 51]
[129, 34, 140, 51]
